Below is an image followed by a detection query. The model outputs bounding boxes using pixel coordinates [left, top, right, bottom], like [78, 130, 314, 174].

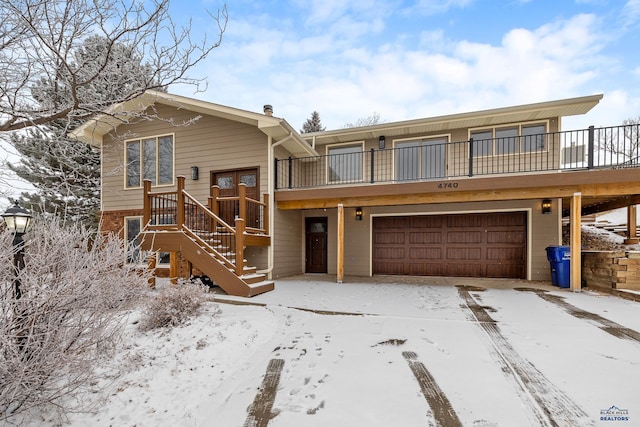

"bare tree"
[344, 112, 384, 128]
[596, 116, 640, 166]
[0, 218, 148, 422]
[0, 0, 228, 133]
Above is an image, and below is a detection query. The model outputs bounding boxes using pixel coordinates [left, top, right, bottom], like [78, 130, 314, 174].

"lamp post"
[2, 202, 32, 300]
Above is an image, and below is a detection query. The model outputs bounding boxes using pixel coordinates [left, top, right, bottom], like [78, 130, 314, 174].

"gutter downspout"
[257, 132, 294, 277]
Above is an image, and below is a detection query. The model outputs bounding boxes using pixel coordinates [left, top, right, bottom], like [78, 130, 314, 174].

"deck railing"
[275, 123, 640, 190]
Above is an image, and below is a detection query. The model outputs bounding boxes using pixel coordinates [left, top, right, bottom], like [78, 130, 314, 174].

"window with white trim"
[125, 134, 174, 187]
[125, 217, 144, 265]
[327, 143, 363, 183]
[395, 137, 447, 180]
[471, 124, 546, 157]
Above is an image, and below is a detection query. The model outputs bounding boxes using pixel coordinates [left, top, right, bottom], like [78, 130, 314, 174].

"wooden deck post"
[625, 205, 639, 244]
[143, 179, 151, 226]
[238, 183, 247, 222]
[235, 217, 245, 277]
[570, 192, 582, 292]
[170, 252, 178, 285]
[147, 255, 156, 289]
[337, 203, 344, 283]
[177, 176, 185, 228]
[210, 186, 220, 217]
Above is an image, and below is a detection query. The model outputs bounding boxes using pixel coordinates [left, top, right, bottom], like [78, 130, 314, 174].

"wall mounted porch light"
[542, 199, 552, 214]
[191, 166, 199, 181]
[378, 136, 386, 149]
[355, 207, 363, 221]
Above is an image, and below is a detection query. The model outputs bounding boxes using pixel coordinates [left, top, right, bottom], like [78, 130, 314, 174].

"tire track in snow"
[527, 289, 640, 343]
[243, 358, 284, 427]
[457, 286, 592, 427]
[402, 351, 463, 427]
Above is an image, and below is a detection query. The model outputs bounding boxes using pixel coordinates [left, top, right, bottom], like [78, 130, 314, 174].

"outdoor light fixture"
[355, 207, 363, 221]
[2, 202, 33, 237]
[2, 202, 32, 300]
[191, 166, 199, 181]
[542, 199, 552, 214]
[379, 135, 386, 149]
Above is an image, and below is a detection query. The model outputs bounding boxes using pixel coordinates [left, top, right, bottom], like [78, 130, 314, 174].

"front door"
[305, 217, 328, 273]
[211, 168, 259, 225]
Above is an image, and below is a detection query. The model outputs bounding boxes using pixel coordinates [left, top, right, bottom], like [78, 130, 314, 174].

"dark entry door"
[306, 217, 328, 273]
[211, 168, 259, 225]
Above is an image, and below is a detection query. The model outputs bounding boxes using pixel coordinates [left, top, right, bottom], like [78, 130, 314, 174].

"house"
[71, 91, 640, 296]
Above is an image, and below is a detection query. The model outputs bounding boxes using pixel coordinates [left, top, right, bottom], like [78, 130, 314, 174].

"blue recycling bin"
[546, 246, 570, 288]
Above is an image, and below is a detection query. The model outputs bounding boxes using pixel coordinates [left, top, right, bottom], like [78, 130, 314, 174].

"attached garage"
[372, 212, 527, 278]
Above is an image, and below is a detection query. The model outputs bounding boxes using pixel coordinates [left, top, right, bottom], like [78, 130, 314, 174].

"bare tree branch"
[0, 0, 228, 132]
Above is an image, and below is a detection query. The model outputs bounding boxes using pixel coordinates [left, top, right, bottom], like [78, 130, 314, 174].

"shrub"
[0, 218, 147, 422]
[138, 281, 207, 331]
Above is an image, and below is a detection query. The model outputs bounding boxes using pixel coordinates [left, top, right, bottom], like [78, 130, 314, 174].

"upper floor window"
[327, 143, 363, 183]
[471, 124, 546, 157]
[395, 137, 447, 181]
[125, 134, 174, 187]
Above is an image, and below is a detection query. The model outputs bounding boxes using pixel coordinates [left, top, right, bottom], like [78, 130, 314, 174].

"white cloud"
[184, 3, 632, 131]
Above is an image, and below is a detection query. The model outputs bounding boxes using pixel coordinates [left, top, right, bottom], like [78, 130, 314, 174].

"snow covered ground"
[20, 276, 640, 427]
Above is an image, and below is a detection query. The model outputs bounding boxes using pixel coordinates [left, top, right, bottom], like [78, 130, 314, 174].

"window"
[327, 143, 363, 183]
[125, 134, 174, 187]
[495, 128, 518, 155]
[522, 124, 546, 152]
[471, 130, 493, 157]
[395, 137, 446, 181]
[125, 217, 144, 264]
[471, 124, 546, 157]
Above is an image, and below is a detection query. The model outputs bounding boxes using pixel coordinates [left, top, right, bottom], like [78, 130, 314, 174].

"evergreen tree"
[6, 36, 160, 229]
[301, 111, 326, 133]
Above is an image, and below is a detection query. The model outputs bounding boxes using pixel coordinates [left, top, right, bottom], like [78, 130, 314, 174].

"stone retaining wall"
[582, 250, 640, 290]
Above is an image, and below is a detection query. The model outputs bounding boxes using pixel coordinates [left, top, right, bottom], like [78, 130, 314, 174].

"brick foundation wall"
[582, 250, 640, 291]
[99, 209, 190, 281]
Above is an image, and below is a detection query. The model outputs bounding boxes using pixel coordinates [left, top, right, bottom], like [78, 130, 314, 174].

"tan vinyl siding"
[273, 208, 303, 278]
[101, 103, 269, 211]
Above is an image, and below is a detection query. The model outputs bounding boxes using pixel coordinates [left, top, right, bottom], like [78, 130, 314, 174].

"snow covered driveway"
[28, 277, 640, 426]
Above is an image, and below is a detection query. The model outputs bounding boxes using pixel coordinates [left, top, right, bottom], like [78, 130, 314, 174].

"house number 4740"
[437, 182, 459, 189]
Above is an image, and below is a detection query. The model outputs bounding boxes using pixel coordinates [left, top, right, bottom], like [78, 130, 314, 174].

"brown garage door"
[372, 212, 527, 278]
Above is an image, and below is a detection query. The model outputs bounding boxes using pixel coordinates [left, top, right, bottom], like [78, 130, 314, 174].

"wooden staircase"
[140, 177, 274, 297]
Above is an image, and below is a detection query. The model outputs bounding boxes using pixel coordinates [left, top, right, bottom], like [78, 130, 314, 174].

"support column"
[625, 205, 639, 244]
[570, 192, 582, 292]
[170, 252, 178, 285]
[337, 203, 344, 283]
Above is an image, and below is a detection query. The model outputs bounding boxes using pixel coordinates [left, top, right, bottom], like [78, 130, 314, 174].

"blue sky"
[172, 0, 640, 131]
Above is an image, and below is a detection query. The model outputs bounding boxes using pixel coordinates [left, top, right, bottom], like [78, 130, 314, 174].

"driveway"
[208, 275, 640, 427]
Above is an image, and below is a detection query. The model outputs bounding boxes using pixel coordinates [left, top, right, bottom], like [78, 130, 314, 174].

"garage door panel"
[486, 212, 526, 227]
[374, 232, 405, 244]
[409, 247, 442, 259]
[487, 231, 525, 244]
[374, 262, 406, 275]
[372, 212, 526, 279]
[410, 216, 442, 228]
[447, 247, 482, 260]
[447, 231, 483, 244]
[487, 247, 525, 260]
[409, 263, 445, 276]
[447, 263, 484, 277]
[373, 247, 405, 259]
[409, 232, 442, 244]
